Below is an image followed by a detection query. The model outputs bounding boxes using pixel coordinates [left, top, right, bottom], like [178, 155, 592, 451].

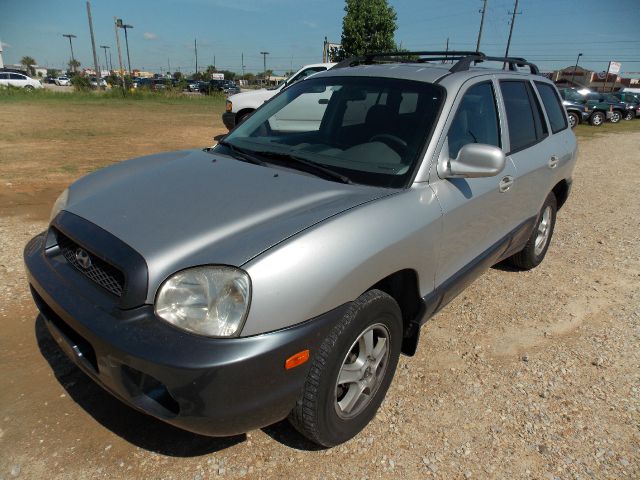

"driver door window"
[448, 82, 501, 158]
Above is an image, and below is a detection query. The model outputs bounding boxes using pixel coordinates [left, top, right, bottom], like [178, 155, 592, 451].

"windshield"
[219, 76, 444, 187]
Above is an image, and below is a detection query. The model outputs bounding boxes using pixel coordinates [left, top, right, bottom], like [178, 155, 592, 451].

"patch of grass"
[574, 118, 640, 139]
[0, 85, 226, 107]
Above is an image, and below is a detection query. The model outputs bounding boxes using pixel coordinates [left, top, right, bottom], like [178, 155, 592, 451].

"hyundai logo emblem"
[75, 248, 92, 269]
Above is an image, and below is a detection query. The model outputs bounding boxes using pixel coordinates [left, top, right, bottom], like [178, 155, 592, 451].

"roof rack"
[332, 51, 539, 75]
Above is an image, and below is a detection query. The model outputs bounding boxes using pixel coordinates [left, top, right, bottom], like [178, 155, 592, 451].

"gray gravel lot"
[0, 131, 638, 479]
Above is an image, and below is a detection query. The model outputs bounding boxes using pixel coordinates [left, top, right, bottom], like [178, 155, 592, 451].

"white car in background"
[0, 71, 43, 90]
[55, 76, 71, 86]
[222, 62, 336, 130]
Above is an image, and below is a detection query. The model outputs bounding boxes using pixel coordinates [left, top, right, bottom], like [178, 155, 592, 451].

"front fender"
[240, 185, 442, 336]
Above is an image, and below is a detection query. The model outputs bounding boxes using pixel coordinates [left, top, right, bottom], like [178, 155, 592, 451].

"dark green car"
[558, 88, 626, 126]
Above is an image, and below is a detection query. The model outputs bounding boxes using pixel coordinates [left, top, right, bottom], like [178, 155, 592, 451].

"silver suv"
[24, 51, 577, 447]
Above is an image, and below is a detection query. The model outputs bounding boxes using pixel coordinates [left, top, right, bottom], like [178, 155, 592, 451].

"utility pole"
[168, 58, 171, 74]
[260, 51, 269, 83]
[86, 1, 101, 84]
[100, 45, 110, 73]
[62, 34, 77, 73]
[442, 37, 449, 64]
[503, 0, 521, 69]
[476, 0, 488, 52]
[241, 52, 245, 77]
[194, 39, 198, 75]
[113, 17, 125, 91]
[323, 36, 327, 63]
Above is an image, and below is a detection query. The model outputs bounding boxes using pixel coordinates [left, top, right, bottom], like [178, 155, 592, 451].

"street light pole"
[100, 45, 111, 73]
[62, 34, 77, 73]
[260, 51, 269, 84]
[570, 52, 583, 86]
[120, 23, 134, 74]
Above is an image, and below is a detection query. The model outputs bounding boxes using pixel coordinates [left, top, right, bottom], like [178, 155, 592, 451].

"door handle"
[499, 175, 514, 193]
[548, 155, 559, 169]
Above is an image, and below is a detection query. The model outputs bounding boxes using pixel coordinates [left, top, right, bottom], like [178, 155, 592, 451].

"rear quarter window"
[535, 82, 568, 134]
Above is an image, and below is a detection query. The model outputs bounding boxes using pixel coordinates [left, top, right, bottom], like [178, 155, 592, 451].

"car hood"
[65, 149, 394, 300]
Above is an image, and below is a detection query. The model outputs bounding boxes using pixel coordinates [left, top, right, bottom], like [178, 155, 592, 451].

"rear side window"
[535, 82, 568, 133]
[0, 73, 8, 79]
[500, 80, 547, 153]
[10, 73, 26, 80]
[448, 82, 501, 158]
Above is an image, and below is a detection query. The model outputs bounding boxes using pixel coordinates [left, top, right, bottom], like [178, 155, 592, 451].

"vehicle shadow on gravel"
[34, 315, 245, 457]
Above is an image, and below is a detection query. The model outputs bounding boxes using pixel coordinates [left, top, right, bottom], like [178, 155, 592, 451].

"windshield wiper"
[217, 140, 269, 167]
[253, 150, 353, 184]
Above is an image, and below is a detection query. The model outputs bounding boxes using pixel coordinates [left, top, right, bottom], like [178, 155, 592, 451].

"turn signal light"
[285, 349, 310, 370]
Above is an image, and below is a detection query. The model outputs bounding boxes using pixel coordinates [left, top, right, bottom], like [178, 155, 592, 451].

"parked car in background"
[611, 91, 640, 118]
[223, 62, 336, 130]
[55, 76, 71, 86]
[25, 52, 577, 447]
[558, 88, 621, 125]
[89, 77, 108, 88]
[44, 76, 57, 84]
[0, 71, 43, 90]
[562, 100, 589, 128]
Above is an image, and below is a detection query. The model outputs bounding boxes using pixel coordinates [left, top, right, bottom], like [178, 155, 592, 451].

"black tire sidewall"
[314, 291, 402, 446]
[529, 193, 557, 267]
[568, 112, 579, 128]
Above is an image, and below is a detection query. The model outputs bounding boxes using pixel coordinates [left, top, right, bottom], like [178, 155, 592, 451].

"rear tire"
[610, 110, 622, 123]
[24, 85, 34, 91]
[288, 289, 402, 447]
[507, 192, 557, 270]
[589, 111, 605, 126]
[623, 110, 634, 121]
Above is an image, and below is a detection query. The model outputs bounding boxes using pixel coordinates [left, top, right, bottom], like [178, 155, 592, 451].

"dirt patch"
[0, 100, 638, 479]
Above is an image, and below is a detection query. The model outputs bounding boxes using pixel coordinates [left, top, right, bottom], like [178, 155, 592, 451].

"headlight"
[50, 188, 69, 222]
[225, 100, 232, 112]
[155, 266, 251, 337]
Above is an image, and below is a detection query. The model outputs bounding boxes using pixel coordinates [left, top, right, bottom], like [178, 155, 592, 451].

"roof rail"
[332, 50, 539, 75]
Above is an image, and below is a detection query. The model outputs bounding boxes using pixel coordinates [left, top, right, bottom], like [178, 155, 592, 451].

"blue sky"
[1, 0, 639, 76]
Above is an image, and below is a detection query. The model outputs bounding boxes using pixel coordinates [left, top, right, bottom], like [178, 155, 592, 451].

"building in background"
[553, 65, 633, 92]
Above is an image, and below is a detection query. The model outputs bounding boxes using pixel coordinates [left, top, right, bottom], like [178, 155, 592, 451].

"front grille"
[56, 230, 125, 297]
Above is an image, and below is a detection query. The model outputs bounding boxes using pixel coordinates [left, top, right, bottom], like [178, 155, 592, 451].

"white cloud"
[1, 41, 11, 49]
[302, 20, 317, 29]
[143, 32, 158, 40]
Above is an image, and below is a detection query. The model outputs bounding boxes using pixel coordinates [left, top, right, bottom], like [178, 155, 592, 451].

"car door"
[9, 73, 27, 87]
[0, 72, 9, 87]
[498, 79, 558, 222]
[431, 78, 521, 291]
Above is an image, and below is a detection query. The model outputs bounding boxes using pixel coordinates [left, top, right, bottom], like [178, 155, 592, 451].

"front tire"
[589, 111, 605, 126]
[289, 289, 402, 447]
[567, 112, 579, 128]
[507, 192, 557, 270]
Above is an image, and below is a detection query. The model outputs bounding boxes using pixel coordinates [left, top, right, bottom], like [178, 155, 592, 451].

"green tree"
[20, 56, 37, 76]
[173, 71, 183, 80]
[67, 59, 81, 74]
[339, 0, 397, 59]
[47, 68, 61, 78]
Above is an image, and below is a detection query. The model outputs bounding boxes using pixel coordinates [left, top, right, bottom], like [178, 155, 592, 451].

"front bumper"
[25, 232, 346, 436]
[222, 111, 236, 130]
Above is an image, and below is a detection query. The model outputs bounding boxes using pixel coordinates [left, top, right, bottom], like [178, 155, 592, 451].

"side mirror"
[442, 143, 506, 178]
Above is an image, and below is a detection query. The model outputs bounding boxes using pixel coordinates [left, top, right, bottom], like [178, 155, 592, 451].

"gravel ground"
[0, 131, 638, 479]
